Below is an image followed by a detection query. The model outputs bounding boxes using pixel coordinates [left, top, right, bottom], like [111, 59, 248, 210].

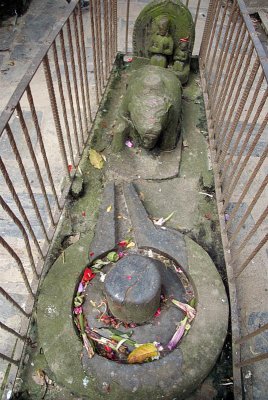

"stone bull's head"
[130, 96, 172, 149]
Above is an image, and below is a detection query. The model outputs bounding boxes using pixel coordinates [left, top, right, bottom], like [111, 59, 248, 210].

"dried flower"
[74, 306, 83, 315]
[166, 316, 188, 350]
[77, 282, 84, 294]
[154, 308, 161, 318]
[125, 140, 134, 148]
[171, 299, 196, 322]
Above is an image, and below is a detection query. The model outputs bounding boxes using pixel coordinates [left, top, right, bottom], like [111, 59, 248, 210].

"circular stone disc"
[104, 255, 161, 323]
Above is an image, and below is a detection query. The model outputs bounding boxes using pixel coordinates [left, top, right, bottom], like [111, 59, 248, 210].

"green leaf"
[89, 149, 104, 169]
[107, 251, 119, 262]
[74, 295, 84, 307]
[93, 259, 110, 269]
[127, 343, 159, 364]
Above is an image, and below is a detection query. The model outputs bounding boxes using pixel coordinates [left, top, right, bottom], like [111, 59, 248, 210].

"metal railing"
[0, 0, 267, 398]
[0, 0, 117, 397]
[199, 0, 268, 398]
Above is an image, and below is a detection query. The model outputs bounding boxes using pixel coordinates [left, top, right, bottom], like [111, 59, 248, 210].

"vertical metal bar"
[235, 234, 268, 278]
[96, 0, 104, 90]
[0, 287, 30, 317]
[16, 103, 56, 226]
[59, 31, 81, 156]
[232, 205, 268, 261]
[221, 76, 266, 178]
[52, 41, 75, 166]
[199, 0, 219, 68]
[103, 0, 109, 79]
[89, 0, 100, 103]
[0, 196, 39, 279]
[43, 54, 70, 177]
[73, 8, 88, 137]
[109, 0, 113, 68]
[0, 321, 25, 341]
[194, 0, 202, 26]
[125, 0, 130, 54]
[0, 157, 43, 258]
[78, 4, 93, 123]
[5, 124, 49, 242]
[210, 8, 240, 104]
[114, 0, 118, 54]
[214, 43, 254, 143]
[217, 59, 260, 165]
[0, 236, 34, 297]
[222, 114, 268, 207]
[66, 19, 84, 142]
[26, 86, 61, 210]
[213, 24, 247, 118]
[207, 1, 229, 85]
[228, 174, 268, 243]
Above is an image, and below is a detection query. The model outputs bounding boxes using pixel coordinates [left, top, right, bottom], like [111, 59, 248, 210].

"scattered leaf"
[128, 343, 159, 364]
[74, 295, 84, 307]
[89, 149, 104, 169]
[107, 252, 119, 262]
[126, 241, 135, 248]
[102, 154, 107, 162]
[107, 205, 112, 212]
[32, 369, 46, 386]
[139, 192, 145, 201]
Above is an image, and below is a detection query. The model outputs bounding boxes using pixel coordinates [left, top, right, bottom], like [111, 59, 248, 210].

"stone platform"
[36, 183, 229, 400]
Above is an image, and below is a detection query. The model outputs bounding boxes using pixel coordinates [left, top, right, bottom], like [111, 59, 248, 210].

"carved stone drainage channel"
[37, 183, 228, 399]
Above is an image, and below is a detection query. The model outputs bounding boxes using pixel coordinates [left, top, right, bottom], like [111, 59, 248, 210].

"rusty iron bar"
[89, 0, 100, 103]
[66, 19, 85, 144]
[199, 0, 218, 67]
[77, 4, 93, 123]
[16, 103, 56, 226]
[43, 53, 71, 177]
[213, 23, 247, 119]
[103, 0, 109, 79]
[125, 0, 130, 54]
[0, 196, 39, 279]
[109, 1, 114, 68]
[236, 323, 268, 345]
[221, 76, 266, 178]
[0, 157, 43, 258]
[232, 205, 268, 262]
[0, 287, 30, 317]
[222, 116, 268, 210]
[235, 233, 268, 277]
[0, 0, 80, 139]
[214, 43, 254, 144]
[52, 41, 75, 166]
[207, 1, 229, 86]
[0, 353, 19, 366]
[5, 123, 49, 242]
[73, 8, 88, 137]
[217, 59, 260, 166]
[210, 8, 241, 107]
[114, 0, 118, 55]
[96, 0, 104, 91]
[228, 173, 268, 244]
[59, 30, 81, 156]
[236, 352, 268, 368]
[237, 0, 268, 80]
[194, 0, 202, 27]
[0, 321, 26, 342]
[26, 86, 61, 210]
[213, 35, 251, 129]
[0, 236, 34, 297]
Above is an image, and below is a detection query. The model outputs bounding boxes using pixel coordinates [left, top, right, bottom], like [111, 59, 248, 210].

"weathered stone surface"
[107, 136, 182, 181]
[123, 183, 189, 272]
[104, 255, 161, 323]
[70, 174, 84, 199]
[112, 65, 182, 152]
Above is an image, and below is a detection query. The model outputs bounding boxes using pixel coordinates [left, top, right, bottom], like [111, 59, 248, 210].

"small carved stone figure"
[112, 65, 182, 152]
[149, 16, 174, 69]
[173, 37, 190, 84]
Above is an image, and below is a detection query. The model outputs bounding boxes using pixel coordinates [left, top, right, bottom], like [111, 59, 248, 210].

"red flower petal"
[89, 252, 94, 257]
[127, 275, 132, 280]
[118, 240, 128, 247]
[68, 164, 73, 172]
[82, 267, 96, 283]
[154, 307, 161, 317]
[82, 211, 86, 217]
